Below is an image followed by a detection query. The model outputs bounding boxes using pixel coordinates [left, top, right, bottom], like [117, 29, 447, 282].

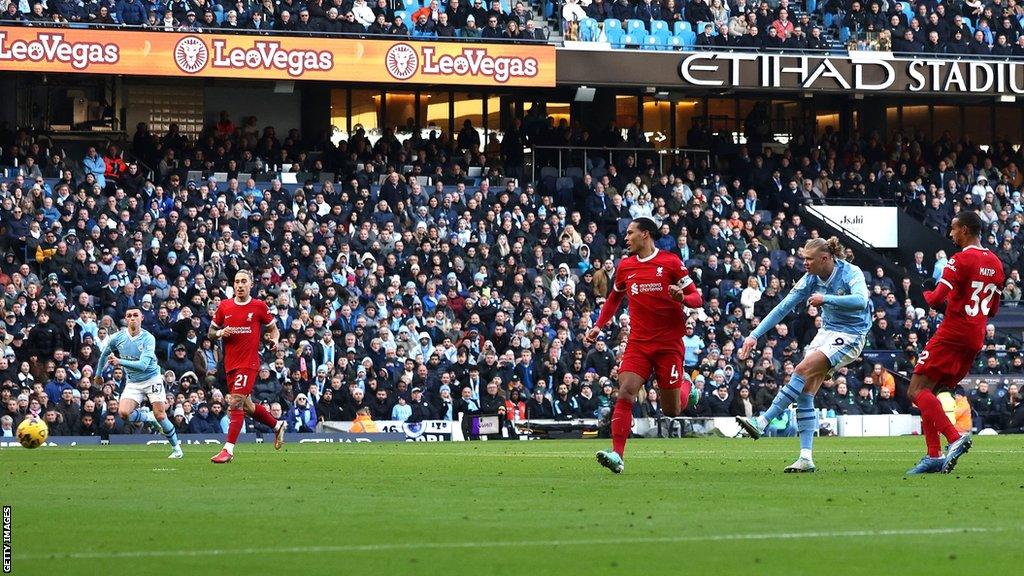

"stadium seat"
[539, 166, 559, 181]
[579, 18, 600, 42]
[565, 166, 584, 181]
[806, 0, 816, 13]
[626, 19, 646, 35]
[650, 20, 670, 43]
[839, 26, 850, 43]
[823, 13, 834, 28]
[643, 35, 663, 50]
[604, 25, 625, 47]
[902, 4, 913, 22]
[668, 35, 684, 50]
[676, 29, 696, 49]
[623, 30, 648, 47]
[673, 21, 691, 35]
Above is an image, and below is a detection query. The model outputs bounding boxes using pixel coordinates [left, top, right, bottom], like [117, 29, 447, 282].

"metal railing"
[527, 145, 711, 183]
[0, 19, 553, 45]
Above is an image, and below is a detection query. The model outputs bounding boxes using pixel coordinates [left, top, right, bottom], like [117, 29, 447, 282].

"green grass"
[2, 436, 1023, 575]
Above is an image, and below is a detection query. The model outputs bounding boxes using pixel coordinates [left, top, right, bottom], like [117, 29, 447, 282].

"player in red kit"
[209, 269, 288, 463]
[584, 216, 703, 473]
[906, 211, 1005, 475]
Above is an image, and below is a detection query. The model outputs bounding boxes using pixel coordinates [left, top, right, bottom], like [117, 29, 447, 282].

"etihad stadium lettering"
[678, 53, 1024, 95]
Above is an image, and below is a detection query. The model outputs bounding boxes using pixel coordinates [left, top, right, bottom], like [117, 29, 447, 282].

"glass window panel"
[642, 97, 671, 149]
[675, 99, 704, 148]
[350, 89, 381, 144]
[330, 88, 349, 145]
[964, 107, 992, 147]
[994, 107, 1021, 144]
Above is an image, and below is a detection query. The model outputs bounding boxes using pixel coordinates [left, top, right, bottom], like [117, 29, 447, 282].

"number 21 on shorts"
[232, 373, 249, 390]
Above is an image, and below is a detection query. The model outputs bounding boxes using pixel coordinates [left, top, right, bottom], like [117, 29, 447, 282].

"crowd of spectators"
[1, 101, 1023, 443]
[0, 0, 550, 41]
[565, 0, 1024, 56]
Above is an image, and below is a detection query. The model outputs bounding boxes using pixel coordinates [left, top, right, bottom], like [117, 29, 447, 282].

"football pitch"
[2, 436, 1022, 576]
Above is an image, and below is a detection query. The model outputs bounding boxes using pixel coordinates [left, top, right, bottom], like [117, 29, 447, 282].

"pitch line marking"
[16, 526, 1014, 561]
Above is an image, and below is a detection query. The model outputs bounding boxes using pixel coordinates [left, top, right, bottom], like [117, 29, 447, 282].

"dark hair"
[632, 216, 658, 236]
[954, 210, 983, 237]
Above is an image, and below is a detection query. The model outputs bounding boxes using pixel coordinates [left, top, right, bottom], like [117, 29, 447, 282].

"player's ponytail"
[805, 237, 846, 261]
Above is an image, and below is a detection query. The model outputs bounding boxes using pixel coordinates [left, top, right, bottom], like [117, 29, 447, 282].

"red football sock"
[915, 388, 960, 445]
[252, 403, 278, 428]
[921, 414, 941, 458]
[678, 380, 693, 412]
[611, 398, 634, 458]
[227, 409, 244, 445]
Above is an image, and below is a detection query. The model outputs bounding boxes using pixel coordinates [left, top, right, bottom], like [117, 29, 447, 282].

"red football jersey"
[612, 249, 693, 344]
[213, 297, 273, 372]
[932, 245, 1005, 351]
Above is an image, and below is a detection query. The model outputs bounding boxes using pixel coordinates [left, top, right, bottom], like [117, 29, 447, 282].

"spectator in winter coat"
[287, 393, 318, 432]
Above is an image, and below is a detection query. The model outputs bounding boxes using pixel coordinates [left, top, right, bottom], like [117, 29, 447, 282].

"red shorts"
[619, 340, 685, 390]
[227, 368, 258, 395]
[913, 340, 979, 390]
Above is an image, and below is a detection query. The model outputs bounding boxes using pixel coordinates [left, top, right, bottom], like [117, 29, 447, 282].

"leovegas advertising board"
[0, 26, 554, 87]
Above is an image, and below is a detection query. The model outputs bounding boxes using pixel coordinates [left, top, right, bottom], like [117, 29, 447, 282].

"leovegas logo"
[174, 36, 208, 73]
[420, 46, 538, 83]
[174, 37, 333, 77]
[385, 43, 418, 80]
[0, 32, 118, 70]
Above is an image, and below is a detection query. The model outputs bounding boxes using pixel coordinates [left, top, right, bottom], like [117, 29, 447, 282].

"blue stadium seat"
[626, 19, 646, 35]
[605, 27, 625, 46]
[668, 35, 684, 50]
[673, 21, 691, 35]
[806, 0, 816, 13]
[901, 4, 913, 22]
[579, 17, 599, 41]
[839, 26, 850, 42]
[676, 29, 696, 49]
[643, 35, 662, 50]
[624, 30, 648, 47]
[650, 19, 670, 42]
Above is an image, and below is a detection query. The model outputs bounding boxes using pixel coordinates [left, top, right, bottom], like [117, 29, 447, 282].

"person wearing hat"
[585, 216, 703, 474]
[286, 393, 317, 432]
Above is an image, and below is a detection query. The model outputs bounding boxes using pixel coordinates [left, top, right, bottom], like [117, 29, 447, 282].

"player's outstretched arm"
[751, 276, 809, 340]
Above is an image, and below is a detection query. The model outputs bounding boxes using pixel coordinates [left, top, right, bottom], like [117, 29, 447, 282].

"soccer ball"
[16, 417, 49, 449]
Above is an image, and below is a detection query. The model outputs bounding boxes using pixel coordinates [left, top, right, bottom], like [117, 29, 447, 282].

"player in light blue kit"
[96, 306, 182, 459]
[736, 237, 873, 472]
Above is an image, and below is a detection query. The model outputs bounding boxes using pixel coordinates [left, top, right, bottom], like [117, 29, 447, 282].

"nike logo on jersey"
[628, 273, 638, 279]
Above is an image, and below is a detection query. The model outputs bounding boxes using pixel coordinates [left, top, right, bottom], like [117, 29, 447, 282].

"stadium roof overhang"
[556, 46, 1024, 100]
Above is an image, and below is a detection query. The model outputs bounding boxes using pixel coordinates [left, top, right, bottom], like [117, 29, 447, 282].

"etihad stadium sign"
[677, 52, 1024, 95]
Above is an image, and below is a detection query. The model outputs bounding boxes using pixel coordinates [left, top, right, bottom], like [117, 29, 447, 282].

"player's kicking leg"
[596, 371, 646, 474]
[907, 374, 969, 475]
[737, 351, 832, 472]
